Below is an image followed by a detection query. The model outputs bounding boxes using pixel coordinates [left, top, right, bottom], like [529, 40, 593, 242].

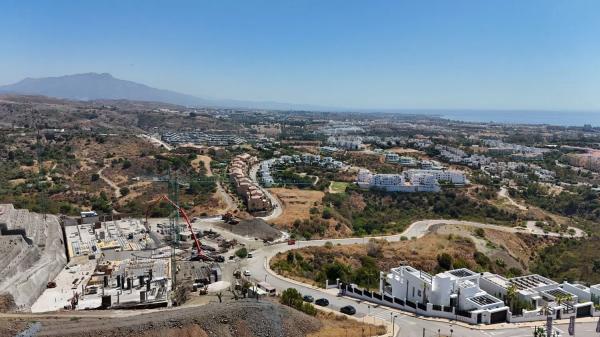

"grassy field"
[329, 181, 349, 194]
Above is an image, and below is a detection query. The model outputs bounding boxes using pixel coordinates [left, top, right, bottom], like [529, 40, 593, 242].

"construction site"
[0, 204, 67, 311]
[0, 186, 250, 314]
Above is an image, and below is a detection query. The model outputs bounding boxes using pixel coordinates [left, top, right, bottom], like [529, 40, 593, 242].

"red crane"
[146, 195, 212, 261]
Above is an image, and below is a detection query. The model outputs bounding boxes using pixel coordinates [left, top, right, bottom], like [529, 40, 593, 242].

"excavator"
[221, 212, 239, 225]
[145, 195, 213, 261]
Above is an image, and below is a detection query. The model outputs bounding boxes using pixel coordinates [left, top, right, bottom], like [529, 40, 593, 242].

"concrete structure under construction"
[64, 218, 155, 259]
[0, 204, 67, 310]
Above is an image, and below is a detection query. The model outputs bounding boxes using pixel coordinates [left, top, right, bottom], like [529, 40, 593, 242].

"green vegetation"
[325, 188, 518, 235]
[235, 247, 248, 259]
[272, 250, 381, 290]
[280, 288, 317, 316]
[532, 237, 600, 284]
[517, 184, 600, 224]
[329, 181, 349, 193]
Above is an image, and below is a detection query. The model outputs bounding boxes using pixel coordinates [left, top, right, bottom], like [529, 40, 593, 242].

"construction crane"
[145, 194, 212, 262]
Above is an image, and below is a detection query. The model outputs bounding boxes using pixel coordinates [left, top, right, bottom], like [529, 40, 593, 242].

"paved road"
[139, 133, 173, 151]
[240, 219, 594, 336]
[248, 162, 283, 221]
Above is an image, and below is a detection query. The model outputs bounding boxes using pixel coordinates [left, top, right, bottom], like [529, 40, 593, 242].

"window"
[418, 290, 422, 297]
[412, 287, 415, 297]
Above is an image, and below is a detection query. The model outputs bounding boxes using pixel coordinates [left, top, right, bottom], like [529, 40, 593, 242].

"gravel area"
[216, 218, 282, 241]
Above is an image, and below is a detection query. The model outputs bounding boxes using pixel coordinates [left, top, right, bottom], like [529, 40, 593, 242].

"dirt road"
[98, 166, 122, 198]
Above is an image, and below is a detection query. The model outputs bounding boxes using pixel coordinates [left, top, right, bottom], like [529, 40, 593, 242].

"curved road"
[241, 219, 590, 337]
[248, 162, 283, 221]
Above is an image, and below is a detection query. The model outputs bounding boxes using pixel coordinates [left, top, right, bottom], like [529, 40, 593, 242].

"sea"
[431, 110, 600, 127]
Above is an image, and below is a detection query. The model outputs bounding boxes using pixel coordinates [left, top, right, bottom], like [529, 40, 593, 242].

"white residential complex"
[259, 153, 348, 187]
[327, 136, 365, 150]
[340, 264, 599, 325]
[357, 168, 468, 192]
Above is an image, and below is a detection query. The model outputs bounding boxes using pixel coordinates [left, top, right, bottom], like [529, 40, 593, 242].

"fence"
[339, 283, 479, 325]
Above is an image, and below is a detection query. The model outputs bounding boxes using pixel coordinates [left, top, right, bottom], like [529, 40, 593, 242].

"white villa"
[339, 264, 599, 325]
[380, 266, 508, 324]
[480, 273, 596, 320]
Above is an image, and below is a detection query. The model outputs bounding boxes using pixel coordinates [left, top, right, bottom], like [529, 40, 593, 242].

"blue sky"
[1, 0, 599, 110]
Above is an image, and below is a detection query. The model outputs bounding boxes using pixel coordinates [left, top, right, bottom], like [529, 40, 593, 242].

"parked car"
[213, 255, 225, 262]
[303, 295, 314, 303]
[247, 253, 253, 258]
[315, 298, 329, 306]
[340, 305, 356, 315]
[243, 270, 251, 277]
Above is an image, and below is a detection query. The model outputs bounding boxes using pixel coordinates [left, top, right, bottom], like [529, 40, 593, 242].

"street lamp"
[392, 315, 398, 336]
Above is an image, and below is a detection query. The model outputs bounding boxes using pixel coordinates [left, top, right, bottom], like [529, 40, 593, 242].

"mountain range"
[0, 73, 331, 111]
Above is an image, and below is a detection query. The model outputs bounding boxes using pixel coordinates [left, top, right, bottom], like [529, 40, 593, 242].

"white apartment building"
[384, 152, 400, 163]
[356, 169, 443, 192]
[405, 169, 468, 185]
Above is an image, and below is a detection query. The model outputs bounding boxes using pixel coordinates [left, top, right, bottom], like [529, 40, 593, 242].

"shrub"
[119, 187, 130, 196]
[474, 228, 485, 238]
[437, 253, 453, 271]
[235, 247, 248, 258]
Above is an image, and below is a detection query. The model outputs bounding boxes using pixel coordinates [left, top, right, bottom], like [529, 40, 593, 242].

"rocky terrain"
[0, 204, 66, 311]
[5, 300, 322, 337]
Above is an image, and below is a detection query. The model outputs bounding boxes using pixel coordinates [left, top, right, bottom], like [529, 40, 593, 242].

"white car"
[243, 270, 251, 277]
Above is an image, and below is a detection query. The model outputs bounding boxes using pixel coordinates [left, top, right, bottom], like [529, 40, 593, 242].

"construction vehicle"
[221, 212, 239, 225]
[146, 195, 212, 261]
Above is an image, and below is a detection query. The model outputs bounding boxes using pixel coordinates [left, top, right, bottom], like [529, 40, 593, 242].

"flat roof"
[469, 294, 502, 306]
[509, 274, 556, 291]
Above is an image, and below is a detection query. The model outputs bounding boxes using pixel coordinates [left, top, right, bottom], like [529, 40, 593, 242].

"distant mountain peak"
[0, 73, 335, 111]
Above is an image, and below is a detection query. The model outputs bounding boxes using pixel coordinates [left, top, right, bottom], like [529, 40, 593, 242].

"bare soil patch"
[267, 188, 324, 227]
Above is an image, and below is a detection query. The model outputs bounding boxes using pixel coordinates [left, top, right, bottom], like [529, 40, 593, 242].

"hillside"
[0, 73, 332, 110]
[0, 73, 210, 107]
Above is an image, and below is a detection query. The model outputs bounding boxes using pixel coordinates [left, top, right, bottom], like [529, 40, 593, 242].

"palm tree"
[533, 326, 546, 337]
[556, 293, 573, 305]
[506, 284, 518, 313]
[540, 303, 552, 317]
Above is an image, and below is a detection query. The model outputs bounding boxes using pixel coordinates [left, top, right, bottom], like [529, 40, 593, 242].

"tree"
[437, 253, 453, 271]
[280, 288, 317, 316]
[280, 288, 302, 307]
[366, 239, 383, 258]
[119, 187, 130, 196]
[122, 160, 132, 169]
[235, 247, 248, 258]
[91, 173, 100, 182]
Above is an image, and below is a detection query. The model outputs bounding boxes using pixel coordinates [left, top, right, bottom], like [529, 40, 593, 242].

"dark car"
[213, 255, 225, 262]
[315, 298, 329, 306]
[340, 305, 356, 315]
[303, 295, 314, 303]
